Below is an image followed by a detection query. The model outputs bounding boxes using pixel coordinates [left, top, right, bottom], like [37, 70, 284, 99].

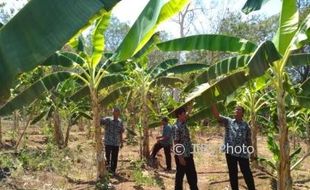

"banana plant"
[125, 56, 207, 158]
[236, 76, 271, 168]
[30, 79, 92, 148]
[1, 0, 191, 180]
[257, 133, 302, 190]
[0, 0, 121, 104]
[157, 0, 310, 189]
[67, 0, 191, 175]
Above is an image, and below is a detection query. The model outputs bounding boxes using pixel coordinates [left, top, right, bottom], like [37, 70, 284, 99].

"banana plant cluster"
[0, 0, 192, 180]
[154, 0, 310, 189]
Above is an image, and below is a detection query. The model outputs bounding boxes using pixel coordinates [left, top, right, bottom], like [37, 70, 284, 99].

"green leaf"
[0, 72, 71, 116]
[267, 134, 280, 162]
[296, 78, 310, 108]
[187, 103, 225, 124]
[290, 13, 310, 51]
[99, 86, 131, 107]
[184, 71, 249, 109]
[105, 61, 127, 73]
[133, 0, 190, 55]
[67, 35, 85, 52]
[91, 11, 111, 67]
[157, 35, 257, 54]
[300, 78, 310, 96]
[150, 76, 183, 88]
[242, 0, 270, 14]
[113, 0, 166, 61]
[133, 33, 160, 60]
[287, 53, 310, 67]
[71, 111, 92, 124]
[42, 52, 85, 67]
[0, 0, 120, 102]
[184, 56, 251, 93]
[290, 147, 302, 161]
[99, 0, 122, 12]
[273, 0, 299, 55]
[247, 41, 281, 78]
[149, 59, 179, 76]
[155, 63, 208, 78]
[257, 157, 277, 170]
[70, 74, 126, 101]
[79, 112, 92, 120]
[31, 110, 48, 125]
[148, 121, 162, 129]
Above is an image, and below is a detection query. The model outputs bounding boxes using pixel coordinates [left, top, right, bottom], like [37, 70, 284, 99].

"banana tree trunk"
[141, 81, 150, 158]
[0, 117, 2, 145]
[13, 111, 19, 144]
[142, 97, 150, 158]
[277, 83, 292, 190]
[87, 118, 92, 139]
[53, 109, 64, 148]
[64, 119, 72, 147]
[139, 120, 143, 159]
[15, 113, 33, 149]
[250, 115, 258, 168]
[13, 111, 19, 131]
[307, 122, 310, 153]
[90, 89, 106, 180]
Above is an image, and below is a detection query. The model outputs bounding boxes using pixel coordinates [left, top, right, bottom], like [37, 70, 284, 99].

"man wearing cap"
[100, 107, 124, 175]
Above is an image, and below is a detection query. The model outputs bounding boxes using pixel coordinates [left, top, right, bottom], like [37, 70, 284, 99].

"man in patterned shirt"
[173, 107, 198, 190]
[100, 107, 124, 175]
[211, 104, 255, 190]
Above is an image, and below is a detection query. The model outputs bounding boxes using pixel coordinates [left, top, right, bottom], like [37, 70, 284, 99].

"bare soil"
[0, 123, 309, 190]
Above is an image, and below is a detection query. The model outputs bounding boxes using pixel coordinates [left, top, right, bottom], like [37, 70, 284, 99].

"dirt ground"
[0, 123, 309, 190]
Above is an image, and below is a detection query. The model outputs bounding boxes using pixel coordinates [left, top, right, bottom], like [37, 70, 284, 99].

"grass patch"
[131, 159, 164, 188]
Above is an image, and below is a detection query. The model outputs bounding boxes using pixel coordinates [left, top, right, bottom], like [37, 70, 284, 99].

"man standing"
[173, 107, 198, 190]
[211, 104, 255, 190]
[100, 107, 124, 175]
[150, 117, 172, 171]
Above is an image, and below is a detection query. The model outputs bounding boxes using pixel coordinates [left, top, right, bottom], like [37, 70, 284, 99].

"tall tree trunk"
[142, 87, 149, 158]
[15, 113, 33, 149]
[306, 120, 310, 152]
[87, 119, 92, 139]
[0, 117, 2, 146]
[277, 83, 292, 190]
[90, 89, 106, 180]
[53, 109, 64, 148]
[142, 106, 149, 158]
[249, 90, 258, 168]
[250, 115, 258, 168]
[139, 121, 143, 160]
[13, 111, 19, 131]
[64, 120, 72, 147]
[13, 111, 19, 144]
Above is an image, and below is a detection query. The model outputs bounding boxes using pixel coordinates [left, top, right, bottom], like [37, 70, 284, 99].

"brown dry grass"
[0, 123, 309, 190]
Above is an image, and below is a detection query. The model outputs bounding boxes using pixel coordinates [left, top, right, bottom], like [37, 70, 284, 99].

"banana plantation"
[0, 0, 309, 189]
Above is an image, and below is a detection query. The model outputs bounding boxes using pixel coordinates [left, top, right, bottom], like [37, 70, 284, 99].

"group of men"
[100, 105, 256, 190]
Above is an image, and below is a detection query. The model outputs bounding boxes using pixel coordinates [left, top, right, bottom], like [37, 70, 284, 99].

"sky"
[1, 0, 281, 37]
[112, 0, 281, 37]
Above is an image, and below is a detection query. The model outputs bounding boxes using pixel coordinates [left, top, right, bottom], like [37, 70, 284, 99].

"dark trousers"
[175, 155, 198, 190]
[105, 145, 119, 173]
[150, 142, 171, 170]
[226, 154, 255, 190]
